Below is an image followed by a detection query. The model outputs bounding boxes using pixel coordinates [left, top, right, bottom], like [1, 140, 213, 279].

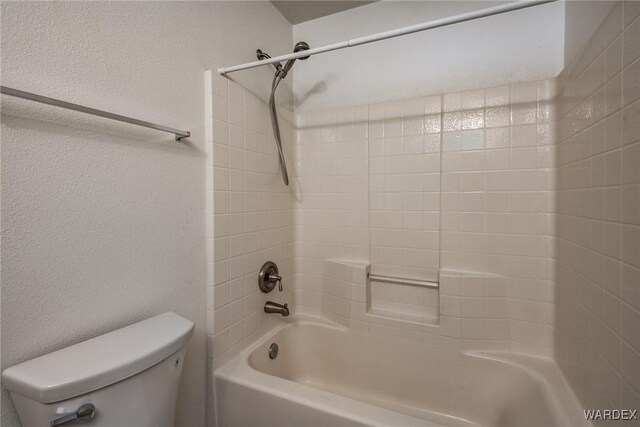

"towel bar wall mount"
[0, 86, 190, 141]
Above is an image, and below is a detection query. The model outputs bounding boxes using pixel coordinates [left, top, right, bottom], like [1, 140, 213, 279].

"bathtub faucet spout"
[264, 301, 289, 316]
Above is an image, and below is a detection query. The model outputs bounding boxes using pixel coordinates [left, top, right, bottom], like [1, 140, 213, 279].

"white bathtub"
[214, 317, 589, 427]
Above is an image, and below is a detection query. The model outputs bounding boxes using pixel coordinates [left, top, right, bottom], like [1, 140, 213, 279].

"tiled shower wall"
[368, 97, 442, 282]
[555, 1, 640, 416]
[293, 77, 557, 356]
[439, 81, 557, 356]
[292, 106, 370, 312]
[204, 71, 295, 372]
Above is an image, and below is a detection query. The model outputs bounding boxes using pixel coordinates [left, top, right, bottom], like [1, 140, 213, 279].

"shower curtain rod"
[218, 0, 556, 76]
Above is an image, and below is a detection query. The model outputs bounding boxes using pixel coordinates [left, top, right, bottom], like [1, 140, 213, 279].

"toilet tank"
[1, 312, 194, 427]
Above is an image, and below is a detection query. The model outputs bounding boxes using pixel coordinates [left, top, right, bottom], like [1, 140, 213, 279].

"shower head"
[256, 42, 310, 79]
[294, 41, 311, 59]
[256, 49, 283, 73]
[260, 41, 310, 186]
[281, 41, 310, 76]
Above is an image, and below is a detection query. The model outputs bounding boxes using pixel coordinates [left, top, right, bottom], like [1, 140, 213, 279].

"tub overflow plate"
[269, 343, 279, 359]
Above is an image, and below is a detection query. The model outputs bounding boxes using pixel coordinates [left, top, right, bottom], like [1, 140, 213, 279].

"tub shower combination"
[207, 0, 625, 426]
[212, 259, 586, 427]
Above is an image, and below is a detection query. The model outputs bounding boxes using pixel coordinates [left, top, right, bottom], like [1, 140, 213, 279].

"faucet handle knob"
[268, 273, 283, 291]
[269, 274, 283, 291]
[259, 261, 283, 293]
[269, 273, 282, 282]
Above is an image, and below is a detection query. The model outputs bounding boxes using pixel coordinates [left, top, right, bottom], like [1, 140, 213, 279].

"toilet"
[1, 312, 194, 427]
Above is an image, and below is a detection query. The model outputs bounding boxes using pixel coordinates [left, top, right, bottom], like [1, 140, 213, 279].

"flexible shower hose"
[269, 73, 289, 186]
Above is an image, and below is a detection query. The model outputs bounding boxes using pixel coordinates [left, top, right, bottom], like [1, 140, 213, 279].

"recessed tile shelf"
[367, 274, 439, 326]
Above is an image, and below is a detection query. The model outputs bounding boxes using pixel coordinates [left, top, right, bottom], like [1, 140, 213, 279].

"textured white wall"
[292, 1, 565, 112]
[0, 2, 291, 427]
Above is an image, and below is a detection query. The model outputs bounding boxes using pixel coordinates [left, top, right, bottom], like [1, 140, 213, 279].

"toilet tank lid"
[1, 312, 194, 404]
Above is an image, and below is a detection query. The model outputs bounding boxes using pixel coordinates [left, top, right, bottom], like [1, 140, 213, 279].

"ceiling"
[270, 1, 376, 25]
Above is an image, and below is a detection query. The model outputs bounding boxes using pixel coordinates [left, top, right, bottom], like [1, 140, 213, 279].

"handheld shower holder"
[255, 41, 310, 186]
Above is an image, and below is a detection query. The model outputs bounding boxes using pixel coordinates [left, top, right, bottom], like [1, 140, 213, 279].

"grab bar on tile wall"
[368, 273, 439, 289]
[0, 86, 191, 141]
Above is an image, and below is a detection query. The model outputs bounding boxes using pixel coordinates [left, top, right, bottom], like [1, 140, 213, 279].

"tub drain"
[269, 343, 279, 359]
